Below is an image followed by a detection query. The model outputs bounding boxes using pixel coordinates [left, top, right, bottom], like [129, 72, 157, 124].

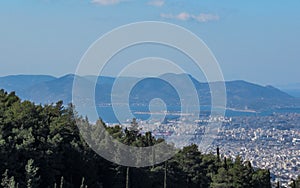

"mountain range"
[0, 74, 299, 112]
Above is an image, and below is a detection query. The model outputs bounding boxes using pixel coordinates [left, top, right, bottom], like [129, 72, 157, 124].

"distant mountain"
[0, 75, 56, 98]
[225, 80, 297, 110]
[22, 74, 77, 104]
[276, 83, 300, 98]
[0, 74, 299, 112]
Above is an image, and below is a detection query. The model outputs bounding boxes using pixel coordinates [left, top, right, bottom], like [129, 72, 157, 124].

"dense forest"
[0, 89, 279, 187]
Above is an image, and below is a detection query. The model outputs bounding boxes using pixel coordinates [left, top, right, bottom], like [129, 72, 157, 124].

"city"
[119, 113, 300, 187]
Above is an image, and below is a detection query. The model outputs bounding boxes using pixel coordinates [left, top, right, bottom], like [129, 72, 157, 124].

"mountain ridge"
[0, 74, 298, 111]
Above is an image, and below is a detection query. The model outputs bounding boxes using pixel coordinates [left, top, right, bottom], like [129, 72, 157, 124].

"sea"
[94, 105, 300, 124]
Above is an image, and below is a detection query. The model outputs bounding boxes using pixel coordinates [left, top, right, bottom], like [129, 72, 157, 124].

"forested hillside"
[0, 89, 272, 188]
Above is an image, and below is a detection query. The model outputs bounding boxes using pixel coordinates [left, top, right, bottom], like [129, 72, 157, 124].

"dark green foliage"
[25, 159, 40, 188]
[211, 156, 271, 188]
[290, 176, 300, 188]
[252, 169, 272, 188]
[0, 90, 271, 187]
[1, 170, 17, 188]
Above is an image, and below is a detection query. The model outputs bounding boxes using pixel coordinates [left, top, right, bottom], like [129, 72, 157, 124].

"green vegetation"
[290, 176, 300, 188]
[0, 89, 271, 187]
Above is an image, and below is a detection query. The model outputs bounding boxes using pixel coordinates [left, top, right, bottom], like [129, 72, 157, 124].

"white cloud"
[148, 0, 164, 7]
[191, 13, 219, 22]
[161, 12, 219, 23]
[176, 12, 190, 21]
[91, 0, 122, 5]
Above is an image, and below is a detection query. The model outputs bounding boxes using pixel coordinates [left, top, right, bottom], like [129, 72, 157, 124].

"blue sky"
[0, 0, 299, 85]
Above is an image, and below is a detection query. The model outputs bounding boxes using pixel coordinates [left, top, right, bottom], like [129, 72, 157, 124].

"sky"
[0, 0, 299, 85]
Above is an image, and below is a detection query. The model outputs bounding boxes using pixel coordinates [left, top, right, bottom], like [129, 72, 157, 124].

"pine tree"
[229, 156, 252, 188]
[252, 169, 271, 188]
[129, 118, 139, 134]
[25, 159, 40, 188]
[211, 167, 232, 188]
[216, 146, 220, 162]
[223, 157, 228, 170]
[1, 169, 17, 188]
